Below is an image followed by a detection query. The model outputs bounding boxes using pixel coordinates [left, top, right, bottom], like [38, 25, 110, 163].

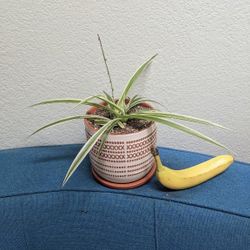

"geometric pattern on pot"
[85, 122, 157, 183]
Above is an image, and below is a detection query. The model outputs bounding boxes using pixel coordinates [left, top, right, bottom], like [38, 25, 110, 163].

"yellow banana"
[151, 148, 234, 190]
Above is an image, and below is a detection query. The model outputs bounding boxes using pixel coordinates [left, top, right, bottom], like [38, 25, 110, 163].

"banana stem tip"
[151, 147, 159, 156]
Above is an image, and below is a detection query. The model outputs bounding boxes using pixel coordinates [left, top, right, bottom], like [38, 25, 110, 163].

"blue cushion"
[0, 144, 249, 250]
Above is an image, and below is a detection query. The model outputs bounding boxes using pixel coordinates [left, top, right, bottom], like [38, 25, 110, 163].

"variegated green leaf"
[30, 98, 83, 107]
[71, 95, 103, 110]
[103, 91, 114, 102]
[130, 111, 228, 129]
[95, 95, 124, 114]
[117, 54, 158, 109]
[62, 118, 121, 186]
[30, 115, 110, 136]
[123, 113, 231, 152]
[97, 123, 117, 155]
[126, 98, 162, 112]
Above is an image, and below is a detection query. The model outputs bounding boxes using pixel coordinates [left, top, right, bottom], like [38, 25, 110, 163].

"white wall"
[1, 1, 250, 162]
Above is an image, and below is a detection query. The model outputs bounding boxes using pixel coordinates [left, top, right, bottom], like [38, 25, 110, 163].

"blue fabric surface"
[0, 144, 249, 250]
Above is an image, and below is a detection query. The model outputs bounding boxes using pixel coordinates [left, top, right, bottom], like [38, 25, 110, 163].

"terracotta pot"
[84, 103, 157, 184]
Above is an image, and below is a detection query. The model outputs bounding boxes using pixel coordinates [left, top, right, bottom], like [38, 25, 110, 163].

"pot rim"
[84, 102, 156, 137]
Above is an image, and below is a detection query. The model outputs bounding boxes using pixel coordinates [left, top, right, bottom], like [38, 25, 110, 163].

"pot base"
[92, 163, 156, 189]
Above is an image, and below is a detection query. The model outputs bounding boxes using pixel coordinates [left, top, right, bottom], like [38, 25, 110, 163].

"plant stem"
[97, 34, 115, 99]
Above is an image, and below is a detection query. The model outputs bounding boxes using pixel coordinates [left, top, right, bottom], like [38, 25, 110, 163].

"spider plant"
[30, 36, 230, 186]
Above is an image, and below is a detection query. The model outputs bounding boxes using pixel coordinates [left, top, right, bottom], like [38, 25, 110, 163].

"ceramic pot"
[84, 104, 157, 184]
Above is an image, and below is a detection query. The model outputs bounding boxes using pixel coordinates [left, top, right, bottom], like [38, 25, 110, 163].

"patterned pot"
[84, 104, 157, 184]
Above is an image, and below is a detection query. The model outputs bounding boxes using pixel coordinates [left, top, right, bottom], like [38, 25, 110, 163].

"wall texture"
[1, 1, 250, 162]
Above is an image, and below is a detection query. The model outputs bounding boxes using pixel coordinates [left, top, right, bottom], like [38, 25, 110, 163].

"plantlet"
[30, 35, 230, 186]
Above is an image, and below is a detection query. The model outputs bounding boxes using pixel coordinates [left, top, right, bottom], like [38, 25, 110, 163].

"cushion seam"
[21, 199, 30, 250]
[0, 189, 249, 220]
[153, 200, 158, 250]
